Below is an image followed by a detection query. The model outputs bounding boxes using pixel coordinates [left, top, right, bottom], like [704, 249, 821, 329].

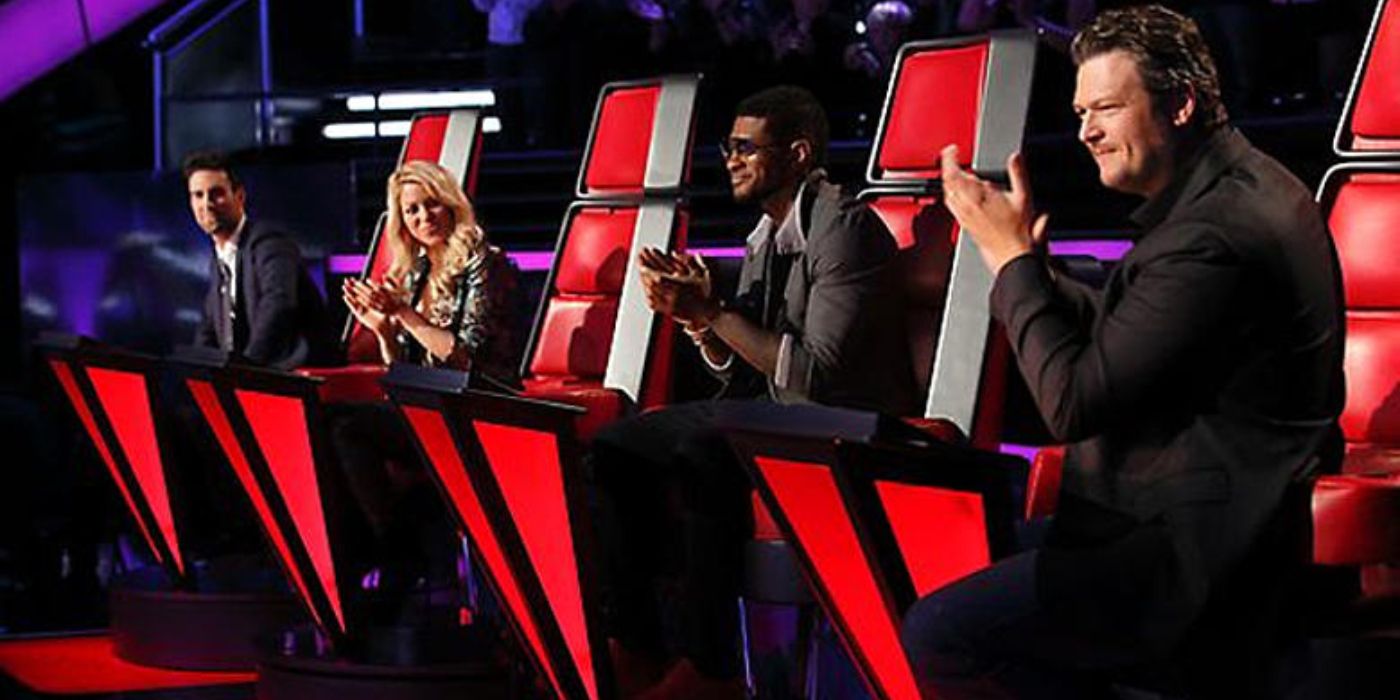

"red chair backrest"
[527, 206, 636, 381]
[523, 76, 699, 409]
[1337, 0, 1400, 155]
[580, 86, 660, 196]
[860, 30, 1035, 445]
[871, 42, 988, 182]
[1322, 168, 1400, 447]
[865, 194, 956, 392]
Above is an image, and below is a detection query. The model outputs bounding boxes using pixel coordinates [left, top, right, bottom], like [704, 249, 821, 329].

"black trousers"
[589, 400, 759, 679]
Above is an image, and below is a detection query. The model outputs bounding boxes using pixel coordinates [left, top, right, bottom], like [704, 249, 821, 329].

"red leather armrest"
[297, 364, 389, 404]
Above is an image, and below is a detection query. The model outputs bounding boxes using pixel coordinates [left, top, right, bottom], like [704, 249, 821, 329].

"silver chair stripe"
[439, 109, 481, 186]
[604, 201, 677, 402]
[644, 76, 699, 192]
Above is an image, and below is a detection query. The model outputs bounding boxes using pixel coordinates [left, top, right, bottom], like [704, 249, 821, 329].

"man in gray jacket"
[592, 86, 916, 698]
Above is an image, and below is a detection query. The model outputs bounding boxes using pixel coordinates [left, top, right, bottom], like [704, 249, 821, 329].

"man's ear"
[1169, 85, 1197, 128]
[790, 138, 813, 169]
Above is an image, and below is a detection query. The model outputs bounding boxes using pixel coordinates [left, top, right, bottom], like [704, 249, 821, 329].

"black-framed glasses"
[719, 138, 781, 161]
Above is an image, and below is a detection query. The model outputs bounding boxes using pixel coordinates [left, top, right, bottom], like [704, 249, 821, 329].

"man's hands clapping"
[638, 247, 720, 328]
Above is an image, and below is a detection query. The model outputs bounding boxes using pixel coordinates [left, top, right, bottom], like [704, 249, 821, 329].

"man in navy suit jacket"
[186, 151, 333, 369]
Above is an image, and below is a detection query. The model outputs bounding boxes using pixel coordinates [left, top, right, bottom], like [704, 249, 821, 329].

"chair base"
[744, 539, 813, 605]
[257, 627, 509, 700]
[109, 586, 303, 670]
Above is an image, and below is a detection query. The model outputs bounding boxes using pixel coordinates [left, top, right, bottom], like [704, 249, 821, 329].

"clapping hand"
[342, 277, 406, 337]
[940, 145, 1049, 275]
[638, 247, 718, 326]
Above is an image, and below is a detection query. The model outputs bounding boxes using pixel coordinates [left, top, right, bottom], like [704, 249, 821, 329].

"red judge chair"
[175, 109, 489, 644]
[724, 31, 1039, 700]
[383, 75, 701, 700]
[1310, 163, 1400, 619]
[3, 337, 295, 696]
[165, 111, 502, 698]
[306, 108, 487, 403]
[178, 359, 505, 698]
[1308, 0, 1400, 653]
[517, 75, 699, 438]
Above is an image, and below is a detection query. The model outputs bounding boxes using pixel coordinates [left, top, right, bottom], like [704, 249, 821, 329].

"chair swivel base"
[257, 626, 509, 700]
[109, 586, 303, 670]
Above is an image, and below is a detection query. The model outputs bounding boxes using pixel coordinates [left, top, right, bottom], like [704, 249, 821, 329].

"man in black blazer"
[902, 6, 1345, 697]
[186, 152, 333, 370]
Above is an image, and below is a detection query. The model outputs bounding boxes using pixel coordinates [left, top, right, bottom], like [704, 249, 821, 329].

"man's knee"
[901, 592, 979, 680]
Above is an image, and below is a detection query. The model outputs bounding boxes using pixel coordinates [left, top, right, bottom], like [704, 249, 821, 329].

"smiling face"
[725, 115, 806, 209]
[187, 169, 246, 240]
[1073, 50, 1188, 198]
[397, 181, 454, 250]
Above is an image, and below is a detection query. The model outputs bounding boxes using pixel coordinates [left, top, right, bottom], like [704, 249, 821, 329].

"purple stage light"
[0, 0, 165, 102]
[326, 255, 363, 276]
[20, 248, 111, 337]
[997, 443, 1040, 463]
[328, 241, 1130, 279]
[1047, 239, 1132, 260]
[327, 249, 560, 275]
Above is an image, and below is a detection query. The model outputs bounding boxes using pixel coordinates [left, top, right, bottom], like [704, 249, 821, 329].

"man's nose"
[1078, 117, 1101, 145]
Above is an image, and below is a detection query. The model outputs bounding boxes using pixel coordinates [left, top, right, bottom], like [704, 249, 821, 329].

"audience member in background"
[843, 0, 915, 135]
[769, 0, 853, 98]
[335, 161, 521, 603]
[844, 0, 915, 80]
[473, 0, 543, 149]
[186, 150, 333, 370]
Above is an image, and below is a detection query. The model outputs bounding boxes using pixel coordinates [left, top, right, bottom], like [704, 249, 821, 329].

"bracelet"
[682, 322, 714, 346]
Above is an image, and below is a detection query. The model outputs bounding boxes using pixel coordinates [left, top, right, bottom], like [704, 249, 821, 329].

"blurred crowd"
[469, 0, 1373, 148]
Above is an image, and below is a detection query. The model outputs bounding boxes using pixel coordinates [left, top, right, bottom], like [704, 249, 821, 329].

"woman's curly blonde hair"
[383, 160, 488, 304]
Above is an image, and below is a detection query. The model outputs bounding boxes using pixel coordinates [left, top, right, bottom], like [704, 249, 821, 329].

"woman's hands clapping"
[342, 277, 407, 338]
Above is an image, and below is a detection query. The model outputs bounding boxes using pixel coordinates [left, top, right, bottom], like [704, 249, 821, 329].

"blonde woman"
[334, 162, 520, 597]
[342, 160, 520, 384]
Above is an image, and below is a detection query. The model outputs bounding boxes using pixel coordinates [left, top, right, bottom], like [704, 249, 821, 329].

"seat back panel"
[1342, 0, 1400, 153]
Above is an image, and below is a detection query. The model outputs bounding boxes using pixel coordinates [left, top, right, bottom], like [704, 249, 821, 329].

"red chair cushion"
[876, 42, 987, 180]
[1312, 471, 1400, 566]
[528, 296, 619, 380]
[1341, 313, 1400, 444]
[555, 207, 637, 295]
[402, 113, 451, 164]
[582, 85, 661, 195]
[1327, 173, 1400, 309]
[1344, 444, 1400, 475]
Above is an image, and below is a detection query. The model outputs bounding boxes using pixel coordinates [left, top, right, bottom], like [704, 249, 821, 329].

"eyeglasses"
[719, 138, 781, 161]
